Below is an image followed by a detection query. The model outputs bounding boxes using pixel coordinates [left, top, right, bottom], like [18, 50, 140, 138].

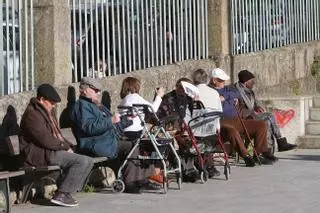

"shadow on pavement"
[279, 154, 320, 162]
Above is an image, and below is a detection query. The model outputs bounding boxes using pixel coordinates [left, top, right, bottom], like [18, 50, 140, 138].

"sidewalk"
[13, 149, 320, 213]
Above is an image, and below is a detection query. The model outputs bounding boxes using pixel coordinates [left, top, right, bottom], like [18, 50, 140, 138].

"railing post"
[207, 0, 230, 57]
[33, 0, 71, 86]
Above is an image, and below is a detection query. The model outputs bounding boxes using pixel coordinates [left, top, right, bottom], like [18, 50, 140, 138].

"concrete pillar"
[207, 0, 230, 57]
[33, 0, 71, 86]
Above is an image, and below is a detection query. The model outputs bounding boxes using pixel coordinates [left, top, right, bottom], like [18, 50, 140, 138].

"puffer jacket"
[70, 96, 118, 158]
[20, 98, 71, 166]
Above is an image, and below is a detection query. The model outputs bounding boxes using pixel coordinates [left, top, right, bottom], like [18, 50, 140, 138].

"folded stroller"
[179, 101, 231, 181]
[113, 104, 182, 193]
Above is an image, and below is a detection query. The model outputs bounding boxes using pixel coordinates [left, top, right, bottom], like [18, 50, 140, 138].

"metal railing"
[230, 0, 320, 55]
[70, 0, 209, 82]
[0, 0, 34, 96]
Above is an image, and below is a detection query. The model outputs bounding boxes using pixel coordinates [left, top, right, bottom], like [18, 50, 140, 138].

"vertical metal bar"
[116, 0, 122, 74]
[12, 0, 17, 92]
[140, 0, 146, 69]
[287, 0, 292, 44]
[6, 0, 10, 93]
[150, 0, 154, 67]
[184, 0, 188, 60]
[316, 0, 320, 40]
[0, 0, 3, 95]
[106, 1, 111, 76]
[24, 0, 28, 91]
[100, 0, 106, 77]
[168, 0, 172, 63]
[192, 0, 197, 57]
[197, 0, 201, 58]
[154, 0, 159, 66]
[173, 0, 177, 62]
[248, 0, 253, 52]
[19, 0, 23, 91]
[111, 0, 117, 74]
[121, 0, 127, 73]
[204, 0, 208, 58]
[131, 0, 136, 70]
[177, 0, 182, 61]
[163, 0, 167, 65]
[135, 0, 141, 70]
[83, 1, 88, 78]
[126, 0, 132, 72]
[145, 0, 150, 68]
[30, 0, 34, 89]
[200, 0, 205, 58]
[71, 0, 77, 81]
[231, 0, 235, 54]
[94, 0, 100, 77]
[159, 0, 164, 65]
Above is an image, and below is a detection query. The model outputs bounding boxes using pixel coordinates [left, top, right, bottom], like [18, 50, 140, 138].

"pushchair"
[112, 104, 182, 193]
[178, 101, 231, 182]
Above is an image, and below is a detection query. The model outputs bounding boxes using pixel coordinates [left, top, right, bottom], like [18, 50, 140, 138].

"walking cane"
[233, 102, 261, 165]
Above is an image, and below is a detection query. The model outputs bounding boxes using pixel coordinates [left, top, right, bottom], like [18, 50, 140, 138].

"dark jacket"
[70, 96, 118, 158]
[157, 90, 192, 130]
[213, 85, 241, 118]
[20, 98, 71, 166]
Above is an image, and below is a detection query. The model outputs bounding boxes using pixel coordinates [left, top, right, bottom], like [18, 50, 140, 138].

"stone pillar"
[207, 0, 230, 57]
[33, 0, 71, 86]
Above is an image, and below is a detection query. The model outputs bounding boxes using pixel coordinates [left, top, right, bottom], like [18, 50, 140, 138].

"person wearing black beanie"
[234, 70, 297, 157]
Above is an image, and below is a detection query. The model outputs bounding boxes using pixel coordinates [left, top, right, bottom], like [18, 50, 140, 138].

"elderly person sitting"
[70, 77, 156, 193]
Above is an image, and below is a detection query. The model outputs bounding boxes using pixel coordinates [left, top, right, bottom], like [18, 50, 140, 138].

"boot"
[262, 152, 278, 162]
[243, 155, 255, 167]
[277, 137, 297, 152]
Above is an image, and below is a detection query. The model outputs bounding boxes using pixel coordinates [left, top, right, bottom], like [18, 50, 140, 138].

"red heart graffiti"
[273, 109, 295, 128]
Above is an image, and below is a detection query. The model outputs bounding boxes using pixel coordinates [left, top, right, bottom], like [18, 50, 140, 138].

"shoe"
[262, 152, 279, 162]
[207, 166, 221, 177]
[50, 192, 79, 207]
[124, 183, 141, 194]
[243, 156, 255, 167]
[148, 174, 164, 184]
[253, 155, 273, 165]
[141, 181, 162, 190]
[277, 137, 297, 152]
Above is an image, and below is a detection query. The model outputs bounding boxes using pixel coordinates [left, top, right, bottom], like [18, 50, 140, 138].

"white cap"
[211, 68, 230, 81]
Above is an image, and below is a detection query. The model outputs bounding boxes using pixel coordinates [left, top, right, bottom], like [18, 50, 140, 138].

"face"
[244, 79, 255, 89]
[39, 97, 57, 113]
[212, 78, 225, 89]
[84, 85, 101, 103]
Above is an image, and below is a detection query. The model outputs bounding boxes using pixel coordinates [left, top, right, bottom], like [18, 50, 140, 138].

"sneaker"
[148, 174, 164, 184]
[207, 166, 221, 177]
[124, 183, 141, 194]
[50, 192, 79, 207]
[277, 137, 297, 152]
[243, 156, 255, 167]
[253, 155, 273, 165]
[262, 152, 279, 162]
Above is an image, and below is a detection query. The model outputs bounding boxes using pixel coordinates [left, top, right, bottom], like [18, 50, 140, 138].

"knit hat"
[80, 77, 102, 91]
[238, 70, 255, 83]
[37, 84, 61, 103]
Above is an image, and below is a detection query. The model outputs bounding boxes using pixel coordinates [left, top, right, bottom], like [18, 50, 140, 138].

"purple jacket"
[212, 85, 240, 118]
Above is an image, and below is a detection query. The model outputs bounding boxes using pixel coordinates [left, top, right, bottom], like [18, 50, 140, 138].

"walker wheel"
[111, 179, 125, 193]
[200, 170, 208, 184]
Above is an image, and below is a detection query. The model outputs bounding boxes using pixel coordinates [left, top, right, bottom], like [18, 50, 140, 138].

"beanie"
[238, 70, 255, 83]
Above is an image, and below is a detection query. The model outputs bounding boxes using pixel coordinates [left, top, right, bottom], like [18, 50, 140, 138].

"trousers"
[49, 150, 94, 193]
[220, 118, 268, 155]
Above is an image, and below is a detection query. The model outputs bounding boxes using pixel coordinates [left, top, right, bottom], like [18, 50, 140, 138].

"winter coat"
[20, 98, 71, 166]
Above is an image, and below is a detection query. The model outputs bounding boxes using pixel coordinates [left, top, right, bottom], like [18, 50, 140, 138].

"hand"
[256, 107, 265, 113]
[156, 87, 165, 98]
[67, 148, 74, 153]
[219, 95, 225, 102]
[112, 113, 121, 124]
[233, 98, 239, 106]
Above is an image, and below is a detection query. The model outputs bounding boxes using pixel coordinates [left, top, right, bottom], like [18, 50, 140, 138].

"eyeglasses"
[88, 85, 101, 94]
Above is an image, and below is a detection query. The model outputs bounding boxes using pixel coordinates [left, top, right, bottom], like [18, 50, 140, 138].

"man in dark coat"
[20, 84, 94, 207]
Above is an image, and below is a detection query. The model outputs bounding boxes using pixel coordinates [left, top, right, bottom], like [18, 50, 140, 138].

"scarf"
[235, 82, 255, 111]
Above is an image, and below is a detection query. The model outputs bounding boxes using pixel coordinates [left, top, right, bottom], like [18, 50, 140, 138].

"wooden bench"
[4, 128, 110, 204]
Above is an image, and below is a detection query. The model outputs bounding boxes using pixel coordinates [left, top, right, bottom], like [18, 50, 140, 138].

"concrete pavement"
[13, 149, 320, 213]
